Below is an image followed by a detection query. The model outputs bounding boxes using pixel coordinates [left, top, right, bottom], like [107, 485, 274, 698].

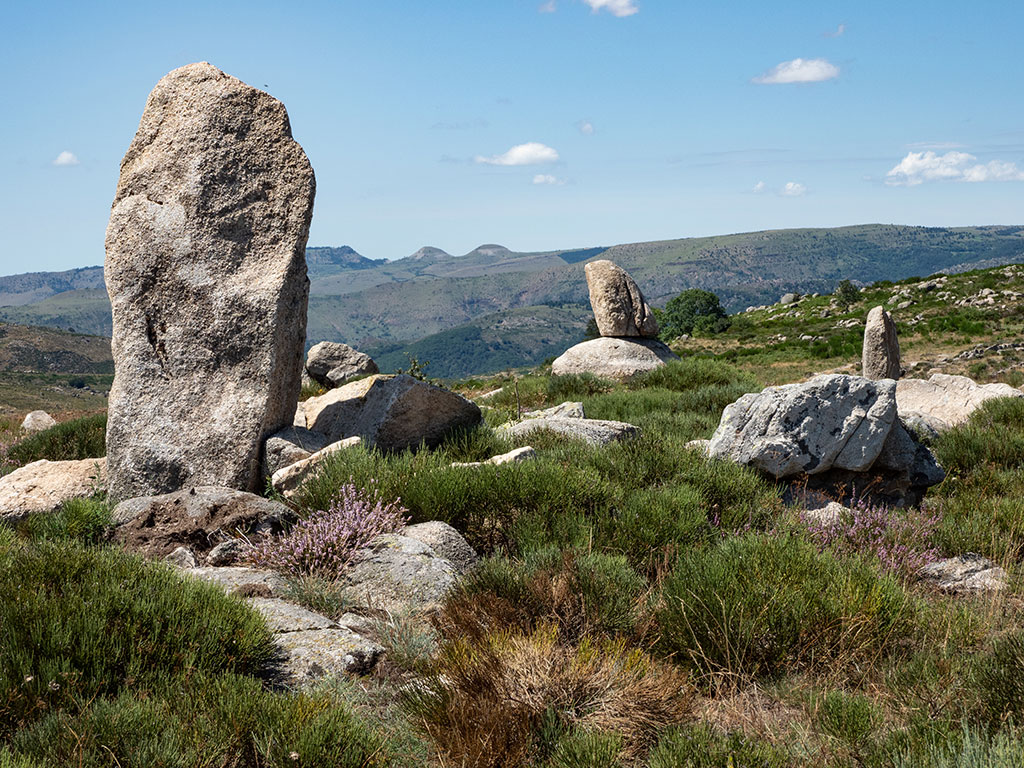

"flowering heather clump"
[250, 484, 408, 577]
[800, 500, 941, 578]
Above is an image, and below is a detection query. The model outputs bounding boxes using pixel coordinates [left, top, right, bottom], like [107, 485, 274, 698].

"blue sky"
[2, 0, 1023, 272]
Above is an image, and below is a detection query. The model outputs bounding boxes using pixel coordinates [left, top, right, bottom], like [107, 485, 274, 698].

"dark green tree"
[582, 317, 600, 341]
[659, 289, 730, 341]
[835, 279, 860, 308]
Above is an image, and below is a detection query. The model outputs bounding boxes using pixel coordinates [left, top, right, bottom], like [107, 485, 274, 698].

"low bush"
[15, 497, 112, 545]
[280, 574, 357, 620]
[932, 397, 1024, 473]
[892, 723, 1024, 768]
[4, 413, 106, 469]
[0, 541, 274, 732]
[657, 534, 916, 681]
[250, 483, 407, 576]
[976, 630, 1024, 727]
[646, 724, 790, 768]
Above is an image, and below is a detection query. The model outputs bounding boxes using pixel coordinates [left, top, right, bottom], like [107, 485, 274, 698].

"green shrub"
[280, 575, 356, 620]
[629, 358, 755, 393]
[813, 689, 880, 753]
[545, 730, 623, 767]
[647, 724, 790, 768]
[893, 723, 1024, 768]
[933, 397, 1024, 473]
[657, 534, 916, 681]
[5, 673, 389, 768]
[976, 631, 1024, 727]
[0, 542, 274, 731]
[16, 497, 112, 545]
[5, 414, 106, 469]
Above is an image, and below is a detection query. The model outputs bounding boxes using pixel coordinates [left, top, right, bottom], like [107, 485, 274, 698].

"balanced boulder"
[305, 341, 378, 388]
[104, 62, 315, 501]
[551, 337, 679, 381]
[862, 306, 901, 379]
[585, 260, 659, 338]
[303, 374, 481, 452]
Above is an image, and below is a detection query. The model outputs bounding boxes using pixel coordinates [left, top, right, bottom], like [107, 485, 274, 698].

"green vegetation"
[658, 288, 730, 340]
[3, 413, 106, 473]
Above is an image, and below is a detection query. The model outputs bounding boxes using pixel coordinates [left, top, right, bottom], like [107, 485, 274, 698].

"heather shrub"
[4, 413, 106, 469]
[251, 483, 407, 576]
[403, 625, 692, 768]
[657, 534, 916, 681]
[800, 501, 941, 578]
[0, 541, 274, 732]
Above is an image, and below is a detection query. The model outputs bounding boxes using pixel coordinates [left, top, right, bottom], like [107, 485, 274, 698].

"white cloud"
[539, 0, 556, 12]
[475, 142, 559, 166]
[578, 120, 594, 135]
[52, 150, 80, 166]
[753, 58, 839, 84]
[781, 181, 807, 196]
[886, 150, 1024, 186]
[582, 0, 638, 17]
[753, 181, 766, 193]
[825, 23, 846, 37]
[533, 174, 564, 185]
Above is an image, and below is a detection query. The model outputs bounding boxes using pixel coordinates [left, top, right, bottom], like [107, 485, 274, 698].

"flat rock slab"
[0, 458, 106, 523]
[501, 417, 640, 446]
[896, 374, 1023, 432]
[104, 62, 315, 500]
[450, 446, 537, 469]
[274, 628, 383, 681]
[247, 597, 339, 633]
[919, 554, 1008, 594]
[303, 374, 481, 452]
[709, 375, 897, 479]
[551, 337, 679, 381]
[344, 534, 459, 614]
[183, 566, 287, 598]
[113, 486, 291, 561]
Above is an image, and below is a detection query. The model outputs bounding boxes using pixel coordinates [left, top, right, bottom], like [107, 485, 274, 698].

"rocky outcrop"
[862, 306, 901, 380]
[709, 374, 944, 505]
[523, 402, 585, 420]
[896, 373, 1024, 432]
[501, 416, 639, 446]
[919, 554, 1007, 594]
[21, 410, 56, 432]
[305, 341, 378, 388]
[585, 260, 659, 338]
[104, 62, 315, 501]
[303, 374, 481, 452]
[270, 436, 362, 498]
[551, 337, 679, 381]
[0, 458, 106, 523]
[112, 486, 292, 562]
[343, 534, 460, 614]
[403, 520, 479, 574]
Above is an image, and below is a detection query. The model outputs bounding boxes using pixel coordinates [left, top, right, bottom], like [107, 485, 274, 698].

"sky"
[2, 0, 1023, 272]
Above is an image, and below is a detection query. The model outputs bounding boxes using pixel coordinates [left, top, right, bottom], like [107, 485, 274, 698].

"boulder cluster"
[552, 259, 679, 380]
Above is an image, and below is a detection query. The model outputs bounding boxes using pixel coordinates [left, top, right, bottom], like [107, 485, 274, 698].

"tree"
[835, 279, 860, 308]
[659, 289, 730, 341]
[582, 317, 600, 341]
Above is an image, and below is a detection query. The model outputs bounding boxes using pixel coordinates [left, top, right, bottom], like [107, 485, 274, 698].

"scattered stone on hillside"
[305, 341, 379, 388]
[919, 554, 1007, 594]
[303, 374, 482, 452]
[21, 410, 56, 432]
[862, 306, 901, 380]
[207, 539, 247, 566]
[685, 439, 711, 454]
[166, 546, 197, 569]
[403, 521, 479, 574]
[249, 598, 338, 633]
[551, 337, 679, 381]
[0, 458, 106, 523]
[183, 566, 288, 598]
[584, 260, 659, 338]
[262, 426, 332, 478]
[896, 373, 1024, 433]
[344, 534, 459, 614]
[802, 501, 849, 527]
[270, 436, 362, 498]
[501, 416, 640, 447]
[780, 293, 798, 305]
[710, 375, 946, 507]
[113, 486, 292, 560]
[476, 388, 504, 401]
[273, 626, 383, 681]
[104, 62, 315, 501]
[450, 446, 537, 469]
[523, 401, 585, 420]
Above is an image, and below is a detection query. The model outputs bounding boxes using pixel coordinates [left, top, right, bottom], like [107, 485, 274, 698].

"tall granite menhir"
[105, 63, 316, 501]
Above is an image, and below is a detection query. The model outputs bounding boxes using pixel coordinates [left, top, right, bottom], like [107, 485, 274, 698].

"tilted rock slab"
[262, 426, 332, 478]
[862, 306, 901, 380]
[919, 554, 1007, 594]
[0, 458, 106, 523]
[896, 373, 1023, 432]
[709, 375, 898, 478]
[104, 62, 315, 500]
[270, 436, 362, 498]
[303, 374, 481, 452]
[585, 259, 659, 337]
[305, 341, 379, 388]
[551, 337, 679, 381]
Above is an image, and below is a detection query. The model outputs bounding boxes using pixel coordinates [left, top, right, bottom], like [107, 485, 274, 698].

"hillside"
[4, 225, 1024, 374]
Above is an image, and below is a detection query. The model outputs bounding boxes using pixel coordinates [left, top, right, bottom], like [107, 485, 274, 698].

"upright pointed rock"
[862, 306, 901, 380]
[585, 259, 659, 338]
[105, 63, 316, 500]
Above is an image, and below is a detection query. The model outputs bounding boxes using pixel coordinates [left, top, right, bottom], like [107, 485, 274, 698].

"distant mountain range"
[3, 224, 1024, 377]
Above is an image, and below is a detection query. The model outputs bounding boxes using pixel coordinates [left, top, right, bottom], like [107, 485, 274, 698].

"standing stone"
[584, 260, 659, 338]
[862, 306, 901, 380]
[104, 63, 315, 500]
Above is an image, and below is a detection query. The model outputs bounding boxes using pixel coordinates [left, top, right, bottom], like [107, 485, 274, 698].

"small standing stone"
[862, 306, 901, 380]
[584, 260, 659, 338]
